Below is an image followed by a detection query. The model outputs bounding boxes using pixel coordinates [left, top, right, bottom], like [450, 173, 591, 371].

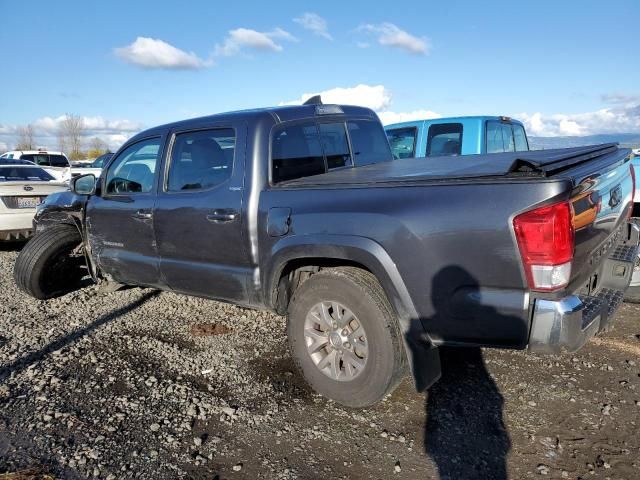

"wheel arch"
[266, 234, 442, 392]
[35, 211, 97, 279]
[265, 234, 418, 326]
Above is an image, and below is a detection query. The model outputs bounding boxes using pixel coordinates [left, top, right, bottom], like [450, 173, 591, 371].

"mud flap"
[404, 329, 442, 392]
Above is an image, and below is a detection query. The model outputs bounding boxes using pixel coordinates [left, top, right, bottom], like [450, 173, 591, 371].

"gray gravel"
[1, 243, 639, 479]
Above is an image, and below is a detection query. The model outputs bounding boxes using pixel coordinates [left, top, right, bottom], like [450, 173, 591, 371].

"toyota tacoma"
[14, 99, 639, 407]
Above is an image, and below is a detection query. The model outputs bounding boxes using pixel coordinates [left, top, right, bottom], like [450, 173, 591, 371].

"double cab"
[15, 101, 639, 407]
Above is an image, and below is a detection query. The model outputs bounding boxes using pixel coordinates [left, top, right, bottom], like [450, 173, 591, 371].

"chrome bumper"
[528, 222, 639, 353]
[528, 296, 603, 353]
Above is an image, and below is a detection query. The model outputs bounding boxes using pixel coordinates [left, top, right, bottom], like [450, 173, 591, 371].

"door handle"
[133, 209, 153, 220]
[207, 209, 238, 223]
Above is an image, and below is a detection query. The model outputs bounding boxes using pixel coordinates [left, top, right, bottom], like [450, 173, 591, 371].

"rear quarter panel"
[260, 178, 570, 347]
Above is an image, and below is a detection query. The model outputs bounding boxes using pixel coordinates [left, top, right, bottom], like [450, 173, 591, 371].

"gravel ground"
[1, 243, 639, 480]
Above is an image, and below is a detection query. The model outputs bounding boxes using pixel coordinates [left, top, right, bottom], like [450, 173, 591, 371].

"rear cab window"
[20, 154, 50, 166]
[271, 119, 391, 184]
[486, 120, 529, 153]
[386, 127, 417, 159]
[513, 124, 529, 151]
[427, 123, 463, 156]
[49, 154, 69, 167]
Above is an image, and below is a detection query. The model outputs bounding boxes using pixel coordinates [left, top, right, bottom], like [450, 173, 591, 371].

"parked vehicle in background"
[0, 150, 72, 182]
[0, 150, 102, 182]
[71, 152, 112, 177]
[385, 116, 529, 159]
[85, 152, 113, 177]
[90, 152, 114, 169]
[0, 165, 68, 241]
[14, 101, 638, 407]
[0, 158, 36, 166]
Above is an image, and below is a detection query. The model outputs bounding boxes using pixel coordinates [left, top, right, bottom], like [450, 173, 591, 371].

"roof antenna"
[303, 95, 322, 105]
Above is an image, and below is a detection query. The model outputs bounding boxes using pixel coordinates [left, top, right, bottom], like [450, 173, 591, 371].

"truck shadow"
[0, 290, 159, 384]
[414, 266, 513, 480]
[423, 347, 509, 480]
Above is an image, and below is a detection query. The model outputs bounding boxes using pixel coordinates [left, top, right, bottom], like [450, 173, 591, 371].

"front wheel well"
[272, 258, 373, 315]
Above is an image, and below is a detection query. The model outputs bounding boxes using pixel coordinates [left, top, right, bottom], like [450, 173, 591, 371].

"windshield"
[0, 166, 56, 182]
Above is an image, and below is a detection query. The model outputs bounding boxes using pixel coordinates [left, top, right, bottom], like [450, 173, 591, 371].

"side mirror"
[72, 174, 97, 195]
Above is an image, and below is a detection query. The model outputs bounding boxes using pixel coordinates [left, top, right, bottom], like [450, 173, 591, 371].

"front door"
[153, 125, 250, 302]
[86, 135, 165, 287]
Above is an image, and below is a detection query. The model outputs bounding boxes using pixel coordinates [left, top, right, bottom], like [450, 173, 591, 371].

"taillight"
[513, 201, 575, 291]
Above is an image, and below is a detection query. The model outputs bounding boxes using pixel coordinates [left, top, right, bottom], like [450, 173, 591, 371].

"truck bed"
[278, 144, 628, 186]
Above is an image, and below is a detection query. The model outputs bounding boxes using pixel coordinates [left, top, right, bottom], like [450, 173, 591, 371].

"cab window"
[348, 120, 393, 166]
[20, 154, 49, 165]
[513, 124, 529, 151]
[272, 123, 325, 184]
[105, 138, 161, 194]
[427, 123, 463, 156]
[318, 123, 351, 170]
[386, 127, 417, 159]
[49, 154, 69, 167]
[167, 129, 235, 192]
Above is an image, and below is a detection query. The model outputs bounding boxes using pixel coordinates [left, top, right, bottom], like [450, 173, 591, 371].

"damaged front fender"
[34, 190, 98, 280]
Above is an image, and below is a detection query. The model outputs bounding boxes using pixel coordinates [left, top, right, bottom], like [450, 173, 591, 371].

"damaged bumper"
[528, 222, 640, 353]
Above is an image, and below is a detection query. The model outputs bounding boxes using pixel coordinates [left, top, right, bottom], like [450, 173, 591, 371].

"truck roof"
[385, 115, 525, 130]
[131, 104, 378, 141]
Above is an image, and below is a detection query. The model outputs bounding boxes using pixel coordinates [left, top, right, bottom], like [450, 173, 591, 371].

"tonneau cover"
[279, 144, 629, 187]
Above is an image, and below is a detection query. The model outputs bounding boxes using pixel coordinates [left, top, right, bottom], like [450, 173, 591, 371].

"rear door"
[153, 124, 250, 302]
[85, 135, 165, 287]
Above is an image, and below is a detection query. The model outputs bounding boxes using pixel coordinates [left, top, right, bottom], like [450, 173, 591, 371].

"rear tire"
[14, 224, 85, 300]
[287, 267, 406, 407]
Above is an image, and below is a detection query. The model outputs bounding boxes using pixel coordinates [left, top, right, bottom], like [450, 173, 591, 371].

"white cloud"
[0, 142, 7, 152]
[293, 13, 332, 40]
[377, 110, 441, 125]
[0, 115, 144, 152]
[601, 93, 640, 106]
[281, 84, 392, 111]
[115, 37, 212, 70]
[215, 27, 297, 56]
[359, 23, 430, 55]
[517, 105, 640, 137]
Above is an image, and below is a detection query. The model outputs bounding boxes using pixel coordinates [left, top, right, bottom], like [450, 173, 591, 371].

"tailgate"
[567, 151, 635, 290]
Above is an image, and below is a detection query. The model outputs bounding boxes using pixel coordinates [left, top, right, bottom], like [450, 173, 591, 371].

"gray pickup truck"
[14, 100, 639, 407]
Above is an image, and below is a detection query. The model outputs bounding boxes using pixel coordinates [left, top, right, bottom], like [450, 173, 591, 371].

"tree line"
[13, 114, 110, 160]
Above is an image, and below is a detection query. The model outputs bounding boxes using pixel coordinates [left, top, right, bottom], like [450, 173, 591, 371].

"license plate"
[16, 197, 39, 208]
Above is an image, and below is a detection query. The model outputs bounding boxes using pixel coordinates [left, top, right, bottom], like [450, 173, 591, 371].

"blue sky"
[0, 0, 639, 150]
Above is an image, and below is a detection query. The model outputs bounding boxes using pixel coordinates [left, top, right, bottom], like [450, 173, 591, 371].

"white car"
[0, 150, 91, 183]
[0, 164, 68, 241]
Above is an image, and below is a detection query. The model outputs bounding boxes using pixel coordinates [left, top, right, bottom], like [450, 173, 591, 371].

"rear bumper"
[0, 211, 36, 241]
[528, 221, 640, 353]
